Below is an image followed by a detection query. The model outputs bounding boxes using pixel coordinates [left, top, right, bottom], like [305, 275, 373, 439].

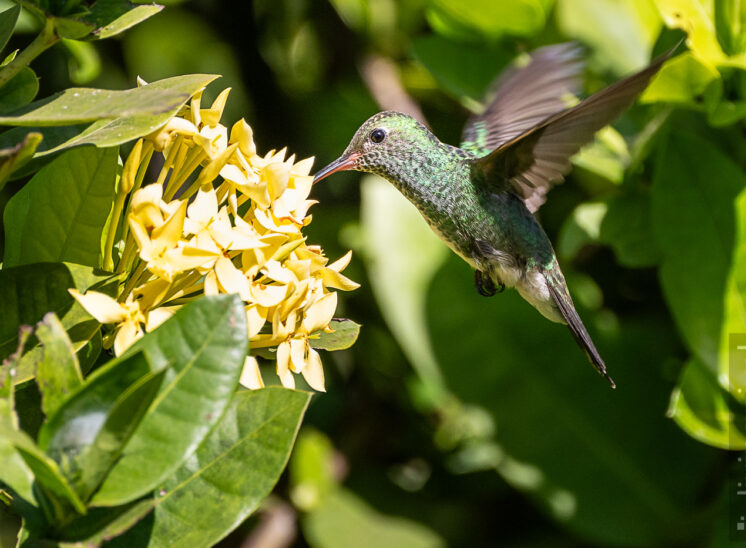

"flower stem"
[103, 189, 127, 271]
[0, 18, 59, 88]
[119, 142, 154, 251]
[119, 261, 147, 302]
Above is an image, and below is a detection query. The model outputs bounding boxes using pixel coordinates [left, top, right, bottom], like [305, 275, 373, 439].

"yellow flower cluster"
[70, 86, 358, 392]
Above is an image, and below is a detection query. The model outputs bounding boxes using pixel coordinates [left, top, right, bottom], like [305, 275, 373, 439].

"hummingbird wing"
[473, 47, 673, 213]
[460, 43, 585, 158]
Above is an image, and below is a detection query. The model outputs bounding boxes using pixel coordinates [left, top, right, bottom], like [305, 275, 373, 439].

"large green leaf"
[39, 351, 162, 502]
[91, 294, 248, 506]
[0, 74, 211, 126]
[427, 255, 719, 545]
[35, 313, 84, 418]
[3, 146, 118, 267]
[111, 387, 310, 547]
[303, 488, 445, 548]
[652, 132, 746, 401]
[0, 262, 118, 383]
[669, 358, 746, 450]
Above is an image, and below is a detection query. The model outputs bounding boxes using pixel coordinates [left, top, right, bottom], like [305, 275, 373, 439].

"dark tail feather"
[547, 281, 616, 388]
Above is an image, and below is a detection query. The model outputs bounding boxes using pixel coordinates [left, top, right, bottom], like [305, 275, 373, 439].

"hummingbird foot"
[474, 270, 504, 297]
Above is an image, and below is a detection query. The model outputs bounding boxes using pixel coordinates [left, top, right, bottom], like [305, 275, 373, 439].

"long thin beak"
[313, 152, 360, 184]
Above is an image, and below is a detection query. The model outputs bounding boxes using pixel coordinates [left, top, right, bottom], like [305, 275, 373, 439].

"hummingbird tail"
[547, 281, 616, 389]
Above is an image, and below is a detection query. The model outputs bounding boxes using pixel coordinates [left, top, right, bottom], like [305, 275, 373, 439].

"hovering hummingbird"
[314, 43, 673, 388]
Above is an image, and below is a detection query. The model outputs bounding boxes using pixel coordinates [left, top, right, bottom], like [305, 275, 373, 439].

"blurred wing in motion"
[460, 43, 585, 158]
[473, 47, 674, 213]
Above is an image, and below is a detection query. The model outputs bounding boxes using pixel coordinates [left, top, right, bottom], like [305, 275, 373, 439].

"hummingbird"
[314, 43, 673, 388]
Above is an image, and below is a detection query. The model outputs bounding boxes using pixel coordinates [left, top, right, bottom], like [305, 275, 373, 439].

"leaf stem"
[0, 17, 59, 89]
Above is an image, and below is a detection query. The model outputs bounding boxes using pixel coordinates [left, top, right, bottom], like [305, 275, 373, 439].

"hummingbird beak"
[313, 152, 361, 184]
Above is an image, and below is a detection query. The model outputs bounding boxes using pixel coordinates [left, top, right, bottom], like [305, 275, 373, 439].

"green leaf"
[289, 428, 338, 511]
[669, 358, 746, 450]
[0, 4, 20, 54]
[91, 294, 248, 507]
[640, 52, 722, 107]
[112, 387, 310, 547]
[0, 423, 86, 516]
[359, 176, 450, 397]
[652, 132, 746, 401]
[715, 0, 746, 55]
[0, 262, 118, 384]
[410, 35, 512, 100]
[40, 351, 164, 502]
[89, 3, 163, 41]
[557, 0, 662, 74]
[3, 146, 118, 267]
[426, 0, 547, 42]
[38, 351, 151, 458]
[303, 488, 445, 548]
[0, 67, 38, 113]
[654, 0, 731, 66]
[35, 313, 83, 418]
[0, 73, 217, 126]
[58, 499, 155, 545]
[427, 255, 719, 544]
[21, 0, 162, 41]
[310, 319, 361, 351]
[0, 340, 35, 506]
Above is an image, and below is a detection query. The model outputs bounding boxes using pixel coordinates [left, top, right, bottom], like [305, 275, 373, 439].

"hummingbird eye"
[369, 128, 387, 144]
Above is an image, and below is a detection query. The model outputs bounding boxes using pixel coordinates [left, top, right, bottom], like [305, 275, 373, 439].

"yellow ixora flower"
[95, 85, 359, 392]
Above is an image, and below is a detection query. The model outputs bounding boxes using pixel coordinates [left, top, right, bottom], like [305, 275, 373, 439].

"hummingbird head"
[313, 111, 441, 185]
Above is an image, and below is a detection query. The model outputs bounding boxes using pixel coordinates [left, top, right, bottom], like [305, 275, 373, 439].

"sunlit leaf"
[669, 358, 746, 450]
[652, 132, 746, 402]
[35, 313, 83, 418]
[112, 388, 310, 547]
[39, 351, 163, 502]
[0, 74, 216, 126]
[91, 294, 248, 507]
[640, 51, 721, 107]
[310, 319, 360, 351]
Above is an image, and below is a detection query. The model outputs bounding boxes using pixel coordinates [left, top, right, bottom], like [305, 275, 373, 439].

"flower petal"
[276, 340, 295, 389]
[302, 348, 326, 392]
[239, 355, 264, 390]
[302, 292, 338, 334]
[69, 289, 128, 324]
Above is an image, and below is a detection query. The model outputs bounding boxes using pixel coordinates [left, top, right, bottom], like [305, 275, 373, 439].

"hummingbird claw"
[475, 270, 502, 297]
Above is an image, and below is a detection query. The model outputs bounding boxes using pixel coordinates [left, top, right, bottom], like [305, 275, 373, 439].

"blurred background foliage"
[2, 0, 745, 546]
